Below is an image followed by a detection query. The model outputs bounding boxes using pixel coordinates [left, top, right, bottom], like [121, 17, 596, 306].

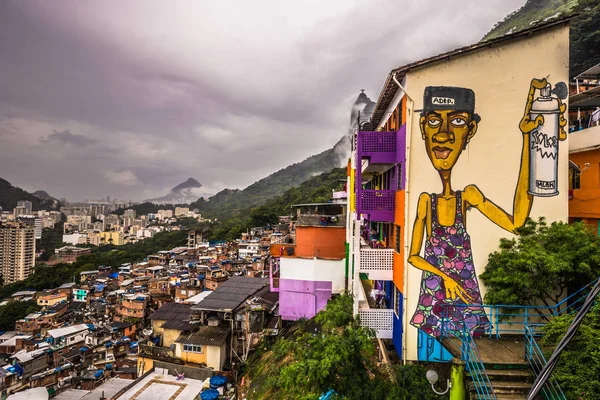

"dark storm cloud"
[41, 130, 97, 146]
[0, 0, 526, 200]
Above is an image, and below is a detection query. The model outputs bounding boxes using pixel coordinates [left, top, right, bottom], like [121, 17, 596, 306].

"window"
[183, 344, 202, 353]
[570, 167, 581, 190]
[395, 225, 401, 253]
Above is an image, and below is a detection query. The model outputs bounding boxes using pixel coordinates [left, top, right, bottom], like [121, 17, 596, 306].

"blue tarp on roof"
[105, 341, 113, 348]
[200, 389, 219, 400]
[106, 364, 113, 370]
[197, 274, 205, 280]
[94, 370, 104, 379]
[86, 324, 96, 330]
[79, 347, 89, 352]
[109, 273, 119, 279]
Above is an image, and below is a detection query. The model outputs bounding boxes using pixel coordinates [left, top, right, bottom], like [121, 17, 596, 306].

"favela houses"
[2, 2, 600, 400]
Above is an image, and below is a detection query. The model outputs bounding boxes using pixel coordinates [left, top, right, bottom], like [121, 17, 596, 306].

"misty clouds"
[0, 0, 525, 201]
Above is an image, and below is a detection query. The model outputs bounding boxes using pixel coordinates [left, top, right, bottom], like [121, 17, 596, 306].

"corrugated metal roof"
[175, 325, 229, 346]
[148, 302, 194, 321]
[161, 320, 197, 331]
[48, 324, 89, 338]
[192, 277, 268, 312]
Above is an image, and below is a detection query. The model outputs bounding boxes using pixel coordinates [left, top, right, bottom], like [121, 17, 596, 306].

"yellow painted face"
[420, 110, 478, 171]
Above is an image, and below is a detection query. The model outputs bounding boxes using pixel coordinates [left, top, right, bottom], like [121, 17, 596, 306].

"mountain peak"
[172, 177, 202, 192]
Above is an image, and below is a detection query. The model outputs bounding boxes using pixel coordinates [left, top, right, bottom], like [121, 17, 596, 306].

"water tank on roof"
[207, 317, 219, 327]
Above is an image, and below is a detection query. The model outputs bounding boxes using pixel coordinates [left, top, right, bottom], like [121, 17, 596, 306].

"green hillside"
[190, 147, 342, 222]
[208, 166, 346, 241]
[0, 177, 58, 212]
[483, 0, 600, 77]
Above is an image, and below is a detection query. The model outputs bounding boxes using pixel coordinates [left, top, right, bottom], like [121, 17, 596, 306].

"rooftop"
[114, 371, 205, 400]
[148, 302, 194, 321]
[192, 276, 268, 312]
[175, 325, 229, 347]
[48, 324, 89, 338]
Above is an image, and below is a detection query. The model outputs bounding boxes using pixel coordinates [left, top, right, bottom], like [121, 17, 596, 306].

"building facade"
[348, 20, 570, 361]
[0, 222, 36, 284]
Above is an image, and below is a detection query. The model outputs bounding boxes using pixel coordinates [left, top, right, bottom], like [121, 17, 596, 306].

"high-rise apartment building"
[17, 200, 33, 215]
[0, 222, 36, 284]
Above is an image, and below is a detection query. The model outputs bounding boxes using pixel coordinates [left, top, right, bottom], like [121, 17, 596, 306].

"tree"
[541, 303, 600, 399]
[570, 0, 600, 78]
[480, 218, 600, 315]
[0, 301, 40, 331]
[245, 295, 442, 400]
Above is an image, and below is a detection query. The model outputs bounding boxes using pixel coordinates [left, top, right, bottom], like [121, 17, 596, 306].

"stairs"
[443, 336, 540, 400]
[469, 363, 535, 400]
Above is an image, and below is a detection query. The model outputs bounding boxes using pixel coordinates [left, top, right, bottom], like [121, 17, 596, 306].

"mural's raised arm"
[464, 78, 566, 234]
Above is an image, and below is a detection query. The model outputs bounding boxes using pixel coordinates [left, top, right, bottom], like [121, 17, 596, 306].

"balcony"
[357, 279, 393, 339]
[359, 248, 393, 281]
[138, 345, 182, 364]
[358, 309, 394, 339]
[358, 190, 395, 222]
[357, 131, 397, 164]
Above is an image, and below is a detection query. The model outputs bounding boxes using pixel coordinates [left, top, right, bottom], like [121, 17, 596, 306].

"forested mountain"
[208, 167, 347, 241]
[0, 177, 58, 212]
[190, 91, 374, 222]
[483, 0, 600, 77]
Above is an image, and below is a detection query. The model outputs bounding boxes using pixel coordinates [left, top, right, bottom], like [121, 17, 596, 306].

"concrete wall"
[279, 279, 332, 321]
[206, 343, 226, 370]
[294, 226, 346, 259]
[279, 258, 345, 293]
[402, 24, 570, 361]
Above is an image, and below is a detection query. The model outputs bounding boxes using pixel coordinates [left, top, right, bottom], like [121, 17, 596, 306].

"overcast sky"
[0, 0, 526, 202]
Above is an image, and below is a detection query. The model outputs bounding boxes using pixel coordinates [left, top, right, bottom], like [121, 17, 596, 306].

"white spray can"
[528, 83, 560, 197]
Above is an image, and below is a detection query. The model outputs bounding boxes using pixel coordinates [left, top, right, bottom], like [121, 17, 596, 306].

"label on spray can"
[528, 84, 560, 197]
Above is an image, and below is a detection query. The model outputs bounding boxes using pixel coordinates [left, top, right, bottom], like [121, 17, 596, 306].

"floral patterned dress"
[410, 191, 490, 337]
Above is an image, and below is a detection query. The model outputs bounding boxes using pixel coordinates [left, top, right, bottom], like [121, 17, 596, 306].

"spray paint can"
[528, 83, 560, 197]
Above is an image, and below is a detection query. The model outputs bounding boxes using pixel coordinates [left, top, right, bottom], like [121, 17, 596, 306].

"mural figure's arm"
[408, 193, 474, 303]
[464, 78, 566, 234]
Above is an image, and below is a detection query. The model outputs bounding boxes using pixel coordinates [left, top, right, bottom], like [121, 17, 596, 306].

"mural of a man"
[408, 79, 567, 337]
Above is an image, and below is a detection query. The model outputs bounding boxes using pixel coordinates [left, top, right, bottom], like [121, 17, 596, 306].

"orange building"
[569, 124, 600, 231]
[270, 203, 347, 321]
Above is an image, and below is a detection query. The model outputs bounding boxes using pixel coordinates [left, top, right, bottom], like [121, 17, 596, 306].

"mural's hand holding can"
[528, 83, 560, 197]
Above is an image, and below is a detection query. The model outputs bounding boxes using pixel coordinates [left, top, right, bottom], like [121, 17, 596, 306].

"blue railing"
[440, 278, 598, 340]
[525, 326, 567, 400]
[459, 327, 496, 400]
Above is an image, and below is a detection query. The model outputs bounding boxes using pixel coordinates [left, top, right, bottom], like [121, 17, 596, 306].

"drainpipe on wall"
[392, 72, 414, 364]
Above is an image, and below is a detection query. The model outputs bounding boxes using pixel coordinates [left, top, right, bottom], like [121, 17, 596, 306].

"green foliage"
[480, 218, 600, 312]
[0, 300, 41, 331]
[39, 222, 66, 261]
[0, 177, 58, 212]
[190, 148, 343, 223]
[0, 264, 76, 299]
[542, 303, 600, 399]
[570, 0, 600, 76]
[246, 295, 442, 400]
[208, 167, 346, 241]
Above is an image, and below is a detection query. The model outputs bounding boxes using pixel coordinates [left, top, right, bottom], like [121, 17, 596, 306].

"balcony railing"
[358, 190, 395, 222]
[138, 345, 182, 364]
[296, 214, 346, 227]
[359, 248, 393, 280]
[358, 309, 393, 339]
[357, 131, 397, 164]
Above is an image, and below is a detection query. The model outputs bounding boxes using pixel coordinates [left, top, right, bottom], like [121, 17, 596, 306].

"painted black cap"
[423, 86, 476, 113]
